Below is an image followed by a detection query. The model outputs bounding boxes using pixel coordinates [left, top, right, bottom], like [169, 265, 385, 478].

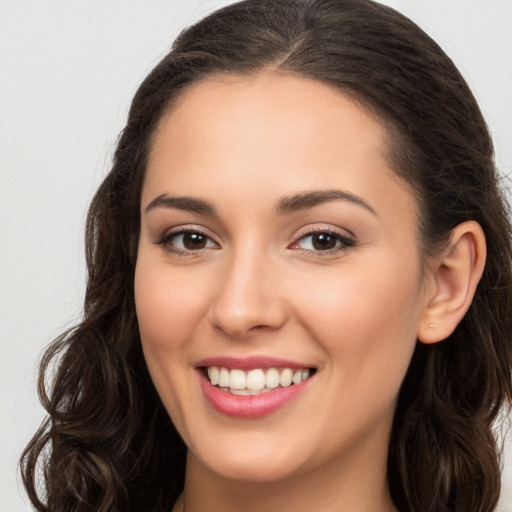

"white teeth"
[230, 388, 251, 395]
[206, 365, 313, 394]
[265, 368, 280, 389]
[229, 369, 246, 390]
[208, 366, 219, 386]
[218, 367, 230, 387]
[247, 369, 265, 390]
[280, 368, 293, 387]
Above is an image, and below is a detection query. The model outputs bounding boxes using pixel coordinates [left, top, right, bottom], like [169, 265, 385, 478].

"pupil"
[184, 233, 206, 249]
[313, 233, 335, 250]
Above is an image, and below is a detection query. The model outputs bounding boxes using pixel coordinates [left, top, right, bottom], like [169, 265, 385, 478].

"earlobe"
[417, 221, 486, 344]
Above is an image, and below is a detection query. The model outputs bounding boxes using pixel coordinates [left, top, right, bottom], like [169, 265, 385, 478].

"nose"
[208, 249, 288, 339]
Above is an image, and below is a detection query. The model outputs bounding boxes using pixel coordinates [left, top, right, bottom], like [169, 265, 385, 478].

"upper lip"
[195, 355, 314, 370]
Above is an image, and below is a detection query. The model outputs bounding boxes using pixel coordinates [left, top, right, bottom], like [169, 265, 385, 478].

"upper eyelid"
[161, 224, 217, 238]
[292, 224, 355, 240]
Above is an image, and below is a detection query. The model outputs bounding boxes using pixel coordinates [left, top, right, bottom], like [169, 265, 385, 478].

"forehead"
[151, 72, 386, 162]
[143, 72, 416, 227]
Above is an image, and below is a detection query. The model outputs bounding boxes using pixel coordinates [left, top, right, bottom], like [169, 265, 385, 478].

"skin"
[134, 72, 485, 512]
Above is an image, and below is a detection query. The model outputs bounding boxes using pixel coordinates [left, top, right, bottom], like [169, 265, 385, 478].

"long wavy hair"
[20, 1, 512, 511]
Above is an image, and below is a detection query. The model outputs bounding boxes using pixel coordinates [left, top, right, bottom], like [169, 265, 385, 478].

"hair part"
[21, 1, 512, 511]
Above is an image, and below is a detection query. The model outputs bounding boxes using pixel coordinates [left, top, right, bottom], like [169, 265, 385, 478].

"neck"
[174, 437, 398, 512]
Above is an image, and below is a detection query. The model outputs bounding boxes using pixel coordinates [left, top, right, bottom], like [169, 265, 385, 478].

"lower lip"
[198, 371, 313, 418]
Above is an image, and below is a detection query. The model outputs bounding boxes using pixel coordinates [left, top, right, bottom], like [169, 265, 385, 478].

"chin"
[189, 433, 311, 484]
[208, 457, 304, 484]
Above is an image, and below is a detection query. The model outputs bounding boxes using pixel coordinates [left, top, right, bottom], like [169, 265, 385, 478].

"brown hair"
[21, 1, 512, 511]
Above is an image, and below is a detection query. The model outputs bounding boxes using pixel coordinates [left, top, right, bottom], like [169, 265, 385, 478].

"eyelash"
[154, 228, 218, 256]
[290, 228, 356, 255]
[154, 227, 356, 256]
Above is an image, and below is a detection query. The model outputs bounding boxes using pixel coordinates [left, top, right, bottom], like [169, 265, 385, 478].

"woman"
[20, 0, 512, 511]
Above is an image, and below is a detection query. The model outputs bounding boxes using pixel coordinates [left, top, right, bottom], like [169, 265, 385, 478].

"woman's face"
[135, 73, 434, 483]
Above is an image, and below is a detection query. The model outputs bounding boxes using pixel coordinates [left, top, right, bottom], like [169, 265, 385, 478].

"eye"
[291, 229, 355, 253]
[156, 229, 219, 254]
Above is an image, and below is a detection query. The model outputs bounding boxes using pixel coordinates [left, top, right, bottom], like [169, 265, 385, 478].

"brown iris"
[182, 232, 208, 250]
[311, 233, 338, 250]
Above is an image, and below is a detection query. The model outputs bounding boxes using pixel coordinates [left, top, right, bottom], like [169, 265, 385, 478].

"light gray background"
[1, 1, 511, 510]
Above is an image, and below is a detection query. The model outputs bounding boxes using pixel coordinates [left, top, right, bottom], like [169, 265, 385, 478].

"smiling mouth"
[203, 366, 316, 396]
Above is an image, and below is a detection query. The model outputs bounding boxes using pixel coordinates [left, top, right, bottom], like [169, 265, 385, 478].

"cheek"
[134, 260, 209, 424]
[134, 262, 208, 348]
[295, 257, 422, 387]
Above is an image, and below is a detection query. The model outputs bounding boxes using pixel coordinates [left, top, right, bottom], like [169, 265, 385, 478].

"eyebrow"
[144, 188, 377, 217]
[145, 194, 216, 215]
[275, 189, 377, 216]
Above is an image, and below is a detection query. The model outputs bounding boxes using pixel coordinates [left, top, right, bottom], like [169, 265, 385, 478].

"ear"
[417, 221, 486, 344]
